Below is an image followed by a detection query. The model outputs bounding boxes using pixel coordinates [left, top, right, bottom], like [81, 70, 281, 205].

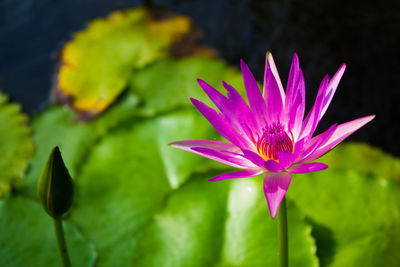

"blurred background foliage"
[0, 2, 400, 267]
[0, 0, 399, 155]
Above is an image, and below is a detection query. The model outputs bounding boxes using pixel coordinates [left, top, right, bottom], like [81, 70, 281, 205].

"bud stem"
[277, 196, 288, 267]
[53, 218, 72, 267]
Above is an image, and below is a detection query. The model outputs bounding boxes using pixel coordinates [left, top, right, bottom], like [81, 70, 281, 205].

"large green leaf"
[321, 142, 400, 182]
[70, 109, 222, 267]
[329, 223, 400, 267]
[288, 167, 400, 266]
[17, 106, 97, 197]
[0, 93, 33, 196]
[70, 109, 318, 267]
[55, 8, 192, 116]
[16, 94, 140, 198]
[133, 176, 318, 267]
[0, 195, 96, 267]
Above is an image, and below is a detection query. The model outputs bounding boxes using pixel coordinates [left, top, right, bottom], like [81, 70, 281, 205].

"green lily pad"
[0, 93, 33, 196]
[129, 57, 245, 116]
[133, 176, 318, 267]
[329, 222, 400, 267]
[0, 195, 96, 267]
[288, 167, 400, 266]
[71, 110, 317, 266]
[55, 8, 193, 117]
[321, 142, 400, 182]
[70, 109, 223, 267]
[16, 93, 141, 198]
[17, 106, 97, 197]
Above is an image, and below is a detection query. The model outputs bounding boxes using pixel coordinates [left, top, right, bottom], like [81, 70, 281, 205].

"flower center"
[256, 123, 294, 161]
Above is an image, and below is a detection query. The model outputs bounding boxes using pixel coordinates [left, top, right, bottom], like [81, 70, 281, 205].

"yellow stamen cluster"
[256, 123, 294, 161]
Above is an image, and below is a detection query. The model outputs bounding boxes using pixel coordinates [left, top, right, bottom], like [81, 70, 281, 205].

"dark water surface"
[0, 0, 399, 155]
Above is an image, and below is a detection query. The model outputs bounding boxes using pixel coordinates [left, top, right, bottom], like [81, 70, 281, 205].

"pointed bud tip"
[52, 146, 61, 157]
[37, 147, 74, 218]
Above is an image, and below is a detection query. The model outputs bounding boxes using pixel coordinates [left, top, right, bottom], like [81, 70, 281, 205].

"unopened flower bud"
[37, 146, 74, 218]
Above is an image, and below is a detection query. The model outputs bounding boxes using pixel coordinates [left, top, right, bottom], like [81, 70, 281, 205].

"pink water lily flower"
[170, 53, 374, 218]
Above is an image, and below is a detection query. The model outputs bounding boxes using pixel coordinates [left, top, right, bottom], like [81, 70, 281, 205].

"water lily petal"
[264, 160, 285, 173]
[169, 140, 239, 153]
[222, 81, 261, 139]
[197, 79, 230, 109]
[263, 172, 292, 218]
[264, 138, 307, 170]
[240, 59, 267, 126]
[297, 123, 337, 162]
[287, 74, 305, 140]
[277, 151, 293, 169]
[319, 64, 346, 120]
[284, 54, 305, 139]
[291, 138, 306, 162]
[190, 98, 249, 148]
[300, 64, 346, 141]
[264, 53, 284, 121]
[241, 149, 266, 167]
[209, 168, 264, 181]
[302, 115, 375, 162]
[197, 79, 257, 144]
[285, 53, 300, 108]
[263, 52, 285, 104]
[191, 147, 254, 168]
[299, 75, 329, 141]
[288, 162, 328, 174]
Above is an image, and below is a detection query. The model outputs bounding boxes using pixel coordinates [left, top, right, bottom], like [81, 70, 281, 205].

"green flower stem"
[53, 218, 72, 267]
[278, 196, 288, 267]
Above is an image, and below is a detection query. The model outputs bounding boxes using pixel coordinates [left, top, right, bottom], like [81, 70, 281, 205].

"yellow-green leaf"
[0, 92, 33, 196]
[56, 8, 192, 117]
